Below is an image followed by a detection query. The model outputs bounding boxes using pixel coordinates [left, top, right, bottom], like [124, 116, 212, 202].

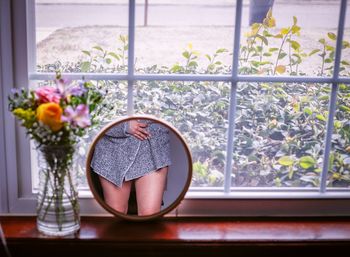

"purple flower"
[67, 83, 87, 96]
[62, 104, 91, 128]
[55, 77, 72, 95]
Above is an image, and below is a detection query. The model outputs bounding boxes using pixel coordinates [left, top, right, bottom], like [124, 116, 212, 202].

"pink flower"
[35, 86, 61, 104]
[61, 104, 91, 128]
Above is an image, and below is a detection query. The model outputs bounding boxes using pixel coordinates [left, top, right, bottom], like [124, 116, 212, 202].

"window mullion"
[26, 0, 36, 75]
[224, 0, 243, 193]
[127, 0, 136, 115]
[319, 0, 347, 193]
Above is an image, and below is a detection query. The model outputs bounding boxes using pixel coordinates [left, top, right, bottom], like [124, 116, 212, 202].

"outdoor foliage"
[37, 10, 350, 188]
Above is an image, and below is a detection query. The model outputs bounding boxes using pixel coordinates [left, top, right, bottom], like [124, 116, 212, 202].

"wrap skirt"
[90, 119, 172, 188]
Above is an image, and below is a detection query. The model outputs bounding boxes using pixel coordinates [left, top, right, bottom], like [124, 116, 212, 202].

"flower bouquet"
[8, 72, 103, 236]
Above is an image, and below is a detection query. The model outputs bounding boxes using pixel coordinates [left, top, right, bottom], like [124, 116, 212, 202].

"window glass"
[134, 0, 235, 74]
[327, 83, 350, 188]
[134, 80, 230, 188]
[239, 0, 341, 76]
[232, 82, 331, 187]
[340, 1, 350, 77]
[35, 0, 128, 73]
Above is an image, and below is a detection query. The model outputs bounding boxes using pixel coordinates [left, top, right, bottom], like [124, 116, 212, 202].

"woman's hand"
[127, 120, 151, 140]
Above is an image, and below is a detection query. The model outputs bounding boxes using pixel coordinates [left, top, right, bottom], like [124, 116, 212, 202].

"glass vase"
[36, 144, 80, 236]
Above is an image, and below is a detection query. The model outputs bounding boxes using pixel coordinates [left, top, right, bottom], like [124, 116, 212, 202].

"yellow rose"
[36, 103, 63, 132]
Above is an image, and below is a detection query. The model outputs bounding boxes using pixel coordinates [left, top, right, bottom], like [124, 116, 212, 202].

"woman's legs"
[99, 176, 132, 214]
[135, 166, 168, 216]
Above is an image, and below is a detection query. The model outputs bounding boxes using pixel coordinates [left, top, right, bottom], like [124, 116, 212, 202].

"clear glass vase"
[36, 144, 80, 236]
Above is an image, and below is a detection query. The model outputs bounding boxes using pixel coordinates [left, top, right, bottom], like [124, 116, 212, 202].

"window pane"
[134, 81, 230, 188]
[340, 1, 350, 77]
[30, 80, 128, 189]
[35, 0, 128, 73]
[232, 82, 331, 187]
[239, 0, 340, 76]
[134, 0, 235, 74]
[327, 83, 350, 188]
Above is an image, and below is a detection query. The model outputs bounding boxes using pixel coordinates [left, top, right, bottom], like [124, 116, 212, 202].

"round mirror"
[86, 115, 192, 221]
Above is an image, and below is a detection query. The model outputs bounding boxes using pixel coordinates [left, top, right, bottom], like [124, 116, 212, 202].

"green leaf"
[269, 47, 279, 52]
[290, 40, 300, 50]
[188, 61, 198, 67]
[343, 40, 350, 48]
[216, 48, 228, 54]
[182, 51, 190, 59]
[105, 58, 112, 64]
[327, 32, 337, 40]
[82, 50, 91, 56]
[299, 156, 316, 169]
[315, 114, 326, 121]
[339, 105, 350, 112]
[309, 49, 320, 56]
[205, 54, 211, 61]
[256, 34, 268, 45]
[326, 45, 335, 51]
[303, 107, 313, 115]
[341, 60, 350, 66]
[293, 16, 297, 25]
[278, 156, 294, 166]
[80, 61, 91, 72]
[334, 120, 342, 129]
[274, 34, 283, 39]
[93, 46, 104, 52]
[108, 52, 120, 60]
[319, 38, 326, 45]
[318, 95, 329, 101]
[278, 52, 287, 59]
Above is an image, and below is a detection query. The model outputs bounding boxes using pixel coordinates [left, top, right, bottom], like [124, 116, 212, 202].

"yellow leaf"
[266, 8, 272, 18]
[275, 65, 286, 74]
[263, 17, 276, 28]
[268, 17, 276, 27]
[291, 25, 301, 34]
[192, 51, 200, 56]
[188, 43, 193, 50]
[281, 28, 290, 35]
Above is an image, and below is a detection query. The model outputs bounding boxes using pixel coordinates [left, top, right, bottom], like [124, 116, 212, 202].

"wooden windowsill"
[1, 216, 350, 257]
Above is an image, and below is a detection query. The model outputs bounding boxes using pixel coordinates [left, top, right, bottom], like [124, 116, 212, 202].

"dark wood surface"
[2, 216, 350, 257]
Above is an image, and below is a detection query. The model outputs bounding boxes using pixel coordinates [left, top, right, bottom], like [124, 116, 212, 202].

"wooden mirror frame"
[86, 114, 193, 221]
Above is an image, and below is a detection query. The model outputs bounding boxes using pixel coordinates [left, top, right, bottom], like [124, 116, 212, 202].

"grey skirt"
[90, 119, 172, 188]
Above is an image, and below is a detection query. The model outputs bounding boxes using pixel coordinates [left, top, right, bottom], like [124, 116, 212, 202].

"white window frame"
[2, 0, 350, 216]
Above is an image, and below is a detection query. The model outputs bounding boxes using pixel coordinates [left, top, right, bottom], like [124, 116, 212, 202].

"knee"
[105, 198, 128, 214]
[138, 206, 160, 216]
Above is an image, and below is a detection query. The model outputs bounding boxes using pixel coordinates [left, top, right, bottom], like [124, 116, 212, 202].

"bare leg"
[99, 176, 132, 214]
[135, 167, 168, 216]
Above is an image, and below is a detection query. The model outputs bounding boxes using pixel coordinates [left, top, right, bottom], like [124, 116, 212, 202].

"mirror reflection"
[87, 116, 191, 218]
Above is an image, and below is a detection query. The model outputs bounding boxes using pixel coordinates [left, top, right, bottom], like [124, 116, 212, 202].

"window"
[1, 0, 350, 216]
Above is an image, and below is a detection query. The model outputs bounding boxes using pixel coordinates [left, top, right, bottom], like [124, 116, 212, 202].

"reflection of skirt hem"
[92, 162, 171, 188]
[91, 168, 123, 188]
[124, 162, 171, 184]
